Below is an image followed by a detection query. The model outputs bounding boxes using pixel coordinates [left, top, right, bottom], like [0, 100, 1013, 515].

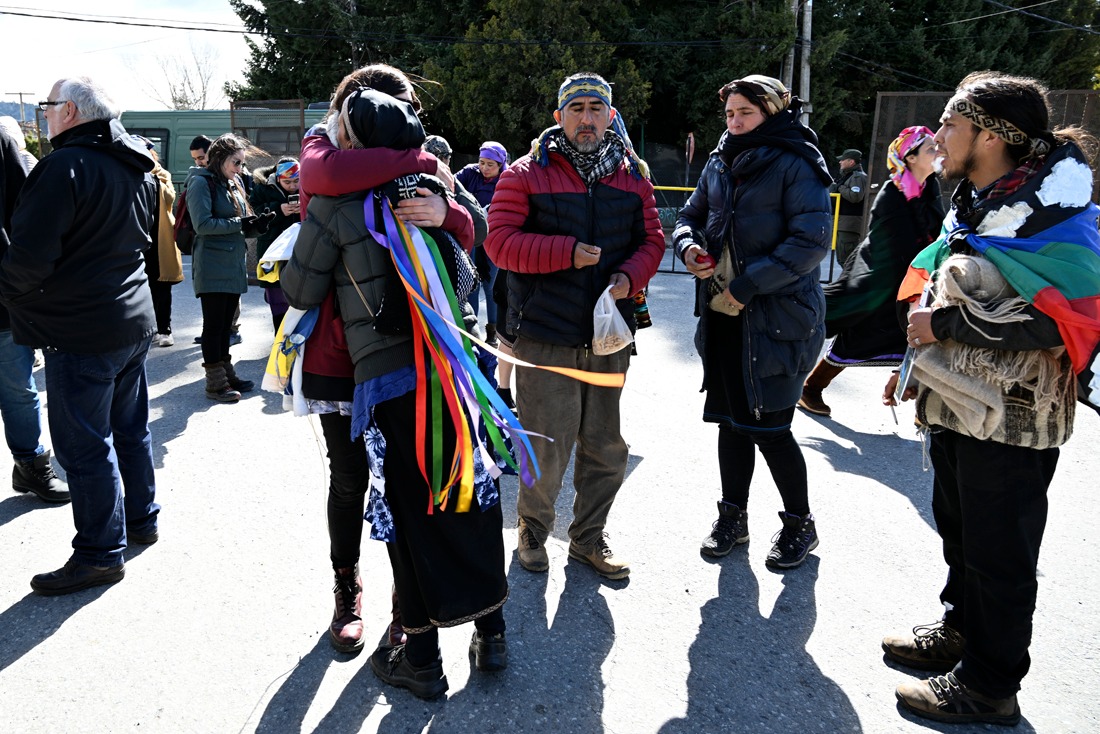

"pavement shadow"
[659, 555, 861, 733]
[430, 559, 614, 731]
[0, 586, 113, 674]
[800, 416, 936, 529]
[253, 636, 385, 734]
[0, 494, 68, 531]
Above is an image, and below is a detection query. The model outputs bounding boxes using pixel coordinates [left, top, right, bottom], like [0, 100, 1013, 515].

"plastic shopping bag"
[592, 285, 634, 356]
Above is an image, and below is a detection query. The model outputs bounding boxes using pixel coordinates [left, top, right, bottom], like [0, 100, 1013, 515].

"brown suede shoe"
[517, 517, 549, 573]
[568, 534, 630, 580]
[797, 386, 831, 417]
[896, 673, 1020, 726]
[882, 621, 964, 672]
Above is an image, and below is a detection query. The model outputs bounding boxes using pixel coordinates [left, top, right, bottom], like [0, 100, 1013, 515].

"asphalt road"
[1, 252, 1097, 733]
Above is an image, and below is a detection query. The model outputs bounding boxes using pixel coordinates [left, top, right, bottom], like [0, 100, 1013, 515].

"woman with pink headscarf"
[799, 126, 945, 418]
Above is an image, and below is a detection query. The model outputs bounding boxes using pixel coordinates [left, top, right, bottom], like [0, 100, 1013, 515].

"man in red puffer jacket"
[485, 72, 664, 581]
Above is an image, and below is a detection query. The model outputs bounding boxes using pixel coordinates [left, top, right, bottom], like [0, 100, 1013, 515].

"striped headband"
[948, 95, 1052, 158]
[557, 76, 612, 110]
[276, 161, 299, 178]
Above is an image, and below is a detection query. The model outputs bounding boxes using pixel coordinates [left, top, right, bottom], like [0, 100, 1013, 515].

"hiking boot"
[203, 363, 241, 403]
[569, 534, 630, 580]
[13, 450, 70, 503]
[700, 501, 749, 557]
[797, 386, 831, 417]
[882, 621, 964, 672]
[517, 517, 549, 573]
[329, 567, 364, 654]
[382, 585, 406, 649]
[223, 357, 255, 393]
[896, 673, 1020, 726]
[370, 644, 448, 700]
[765, 512, 819, 570]
[469, 630, 508, 672]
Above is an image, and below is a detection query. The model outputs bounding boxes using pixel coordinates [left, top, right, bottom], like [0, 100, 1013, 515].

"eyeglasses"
[38, 100, 67, 112]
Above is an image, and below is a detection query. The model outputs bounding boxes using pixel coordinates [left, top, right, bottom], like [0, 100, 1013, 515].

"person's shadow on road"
[0, 586, 113, 674]
[801, 415, 936, 529]
[660, 554, 861, 733]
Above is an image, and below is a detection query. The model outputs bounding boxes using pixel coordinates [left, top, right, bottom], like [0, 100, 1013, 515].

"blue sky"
[1, 1, 252, 113]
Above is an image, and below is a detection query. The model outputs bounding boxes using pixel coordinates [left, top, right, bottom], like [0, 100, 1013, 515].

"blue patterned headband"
[557, 76, 612, 111]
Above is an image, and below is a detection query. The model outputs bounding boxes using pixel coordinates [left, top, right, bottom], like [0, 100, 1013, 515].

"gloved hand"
[242, 211, 276, 235]
[254, 210, 277, 234]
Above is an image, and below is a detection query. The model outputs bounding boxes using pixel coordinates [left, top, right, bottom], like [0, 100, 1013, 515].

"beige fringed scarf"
[913, 254, 1075, 449]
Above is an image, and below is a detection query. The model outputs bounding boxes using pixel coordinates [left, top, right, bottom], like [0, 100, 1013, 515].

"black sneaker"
[882, 621, 964, 672]
[765, 512, 819, 569]
[469, 630, 508, 672]
[13, 450, 70, 503]
[700, 501, 748, 557]
[229, 333, 243, 346]
[369, 644, 448, 699]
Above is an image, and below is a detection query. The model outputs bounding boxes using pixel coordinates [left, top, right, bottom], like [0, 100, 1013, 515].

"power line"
[0, 6, 782, 48]
[982, 0, 1100, 35]
[926, 0, 1061, 28]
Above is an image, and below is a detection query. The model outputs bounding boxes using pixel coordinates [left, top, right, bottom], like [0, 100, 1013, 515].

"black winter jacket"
[676, 142, 831, 413]
[0, 120, 157, 352]
[0, 127, 32, 331]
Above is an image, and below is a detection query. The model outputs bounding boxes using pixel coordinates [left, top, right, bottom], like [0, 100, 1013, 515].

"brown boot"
[330, 566, 364, 653]
[798, 360, 844, 417]
[222, 356, 254, 393]
[384, 585, 406, 648]
[203, 363, 241, 403]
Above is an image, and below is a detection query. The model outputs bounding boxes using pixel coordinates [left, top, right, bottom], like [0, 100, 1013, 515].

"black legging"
[319, 412, 370, 569]
[149, 280, 173, 334]
[199, 292, 239, 364]
[718, 423, 810, 517]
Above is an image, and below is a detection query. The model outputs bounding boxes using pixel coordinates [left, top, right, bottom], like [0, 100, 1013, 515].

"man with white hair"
[0, 77, 161, 595]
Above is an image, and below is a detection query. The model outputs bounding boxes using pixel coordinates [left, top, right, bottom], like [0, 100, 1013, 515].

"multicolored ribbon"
[363, 193, 629, 512]
[363, 195, 536, 512]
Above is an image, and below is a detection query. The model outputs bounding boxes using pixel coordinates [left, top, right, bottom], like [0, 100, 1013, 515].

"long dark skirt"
[372, 389, 507, 633]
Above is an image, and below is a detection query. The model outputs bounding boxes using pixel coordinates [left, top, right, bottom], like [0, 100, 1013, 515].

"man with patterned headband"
[485, 72, 665, 580]
[882, 71, 1100, 726]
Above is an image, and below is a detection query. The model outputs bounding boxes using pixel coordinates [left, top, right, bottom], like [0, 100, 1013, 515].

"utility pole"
[782, 0, 799, 89]
[5, 92, 36, 123]
[799, 0, 813, 127]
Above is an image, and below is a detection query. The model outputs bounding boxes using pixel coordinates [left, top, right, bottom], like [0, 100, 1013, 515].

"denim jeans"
[44, 338, 159, 567]
[0, 328, 44, 462]
[468, 257, 498, 323]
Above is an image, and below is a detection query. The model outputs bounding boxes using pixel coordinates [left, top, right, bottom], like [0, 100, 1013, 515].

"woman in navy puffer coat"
[674, 75, 831, 571]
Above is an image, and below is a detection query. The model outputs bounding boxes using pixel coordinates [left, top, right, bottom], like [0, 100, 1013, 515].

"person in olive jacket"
[187, 133, 273, 402]
[674, 74, 831, 571]
[250, 157, 300, 331]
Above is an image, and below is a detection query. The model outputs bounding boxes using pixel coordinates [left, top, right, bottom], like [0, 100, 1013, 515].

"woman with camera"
[188, 133, 274, 402]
